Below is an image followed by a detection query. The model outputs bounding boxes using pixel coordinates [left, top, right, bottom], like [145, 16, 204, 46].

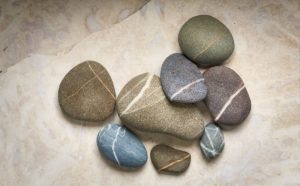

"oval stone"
[200, 123, 224, 159]
[204, 66, 251, 127]
[151, 144, 191, 174]
[160, 53, 207, 103]
[116, 73, 204, 140]
[97, 124, 147, 168]
[58, 61, 116, 122]
[178, 15, 234, 67]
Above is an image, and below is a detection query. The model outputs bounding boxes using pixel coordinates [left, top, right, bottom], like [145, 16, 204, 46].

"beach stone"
[160, 53, 207, 103]
[116, 73, 204, 140]
[97, 124, 147, 168]
[151, 144, 191, 174]
[200, 123, 224, 159]
[178, 15, 234, 67]
[58, 61, 116, 122]
[204, 66, 251, 127]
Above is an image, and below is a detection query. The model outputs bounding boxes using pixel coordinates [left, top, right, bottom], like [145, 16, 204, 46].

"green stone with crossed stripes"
[200, 123, 225, 160]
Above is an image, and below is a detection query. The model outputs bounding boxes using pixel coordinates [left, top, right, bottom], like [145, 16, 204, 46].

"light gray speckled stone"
[160, 53, 207, 103]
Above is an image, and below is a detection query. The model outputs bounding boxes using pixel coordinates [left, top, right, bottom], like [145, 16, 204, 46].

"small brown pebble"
[150, 144, 191, 174]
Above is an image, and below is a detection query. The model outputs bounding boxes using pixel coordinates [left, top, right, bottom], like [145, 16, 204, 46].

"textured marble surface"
[0, 0, 149, 71]
[0, 0, 299, 185]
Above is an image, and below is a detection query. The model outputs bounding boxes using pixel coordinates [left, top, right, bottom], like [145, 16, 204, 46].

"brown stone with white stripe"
[116, 73, 204, 140]
[58, 61, 116, 122]
[204, 66, 251, 127]
[150, 144, 191, 174]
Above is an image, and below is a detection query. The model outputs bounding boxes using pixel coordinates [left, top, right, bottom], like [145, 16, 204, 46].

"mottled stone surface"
[0, 0, 149, 72]
[200, 123, 224, 159]
[151, 144, 191, 174]
[178, 15, 234, 67]
[160, 53, 207, 103]
[116, 73, 204, 140]
[58, 61, 116, 121]
[97, 124, 147, 168]
[204, 66, 251, 127]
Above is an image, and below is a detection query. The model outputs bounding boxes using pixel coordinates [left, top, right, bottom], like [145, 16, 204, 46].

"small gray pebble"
[200, 123, 224, 159]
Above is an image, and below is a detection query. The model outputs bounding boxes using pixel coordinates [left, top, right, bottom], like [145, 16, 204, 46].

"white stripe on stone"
[120, 74, 154, 116]
[215, 85, 245, 121]
[170, 78, 204, 100]
[112, 127, 121, 165]
[117, 74, 149, 103]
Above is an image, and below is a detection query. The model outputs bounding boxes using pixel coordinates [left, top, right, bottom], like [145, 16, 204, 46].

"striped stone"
[151, 144, 191, 174]
[160, 53, 207, 103]
[200, 123, 224, 159]
[58, 61, 116, 122]
[97, 124, 147, 168]
[204, 66, 251, 127]
[116, 73, 204, 140]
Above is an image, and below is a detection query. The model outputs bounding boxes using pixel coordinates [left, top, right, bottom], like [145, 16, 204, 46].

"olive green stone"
[178, 15, 234, 67]
[116, 73, 204, 140]
[151, 144, 191, 174]
[58, 61, 116, 122]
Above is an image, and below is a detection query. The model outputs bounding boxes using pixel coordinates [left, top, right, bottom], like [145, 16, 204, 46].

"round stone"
[151, 144, 191, 174]
[178, 15, 234, 67]
[58, 61, 116, 122]
[116, 73, 204, 140]
[97, 124, 148, 168]
[204, 66, 251, 127]
[200, 123, 224, 159]
[160, 53, 207, 103]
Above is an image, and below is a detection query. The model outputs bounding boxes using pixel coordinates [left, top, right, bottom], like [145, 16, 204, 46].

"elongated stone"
[204, 66, 251, 127]
[160, 53, 207, 103]
[200, 123, 224, 159]
[151, 144, 191, 174]
[97, 124, 148, 168]
[116, 73, 204, 140]
[58, 61, 116, 122]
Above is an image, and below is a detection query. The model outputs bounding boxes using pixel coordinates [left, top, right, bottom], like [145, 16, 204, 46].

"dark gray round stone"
[160, 53, 207, 103]
[151, 144, 191, 174]
[200, 123, 224, 159]
[97, 124, 148, 168]
[58, 61, 116, 122]
[204, 66, 251, 127]
[178, 15, 234, 67]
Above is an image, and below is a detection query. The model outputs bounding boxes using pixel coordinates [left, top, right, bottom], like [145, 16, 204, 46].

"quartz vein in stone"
[170, 78, 204, 100]
[120, 74, 153, 116]
[200, 123, 224, 159]
[215, 85, 245, 121]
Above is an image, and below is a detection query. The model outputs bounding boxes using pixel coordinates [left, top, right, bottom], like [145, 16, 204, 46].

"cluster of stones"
[58, 15, 251, 174]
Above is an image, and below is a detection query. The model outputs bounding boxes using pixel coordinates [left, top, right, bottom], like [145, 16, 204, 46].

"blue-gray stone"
[200, 123, 224, 159]
[97, 124, 148, 168]
[160, 53, 207, 103]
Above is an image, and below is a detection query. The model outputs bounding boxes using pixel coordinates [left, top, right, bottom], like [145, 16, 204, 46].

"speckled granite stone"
[116, 73, 204, 140]
[204, 66, 251, 127]
[160, 53, 207, 103]
[200, 123, 224, 159]
[178, 15, 234, 67]
[97, 124, 147, 168]
[58, 61, 116, 121]
[151, 144, 191, 174]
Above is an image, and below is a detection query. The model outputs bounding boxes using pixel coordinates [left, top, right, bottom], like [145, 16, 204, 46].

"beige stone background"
[0, 0, 299, 185]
